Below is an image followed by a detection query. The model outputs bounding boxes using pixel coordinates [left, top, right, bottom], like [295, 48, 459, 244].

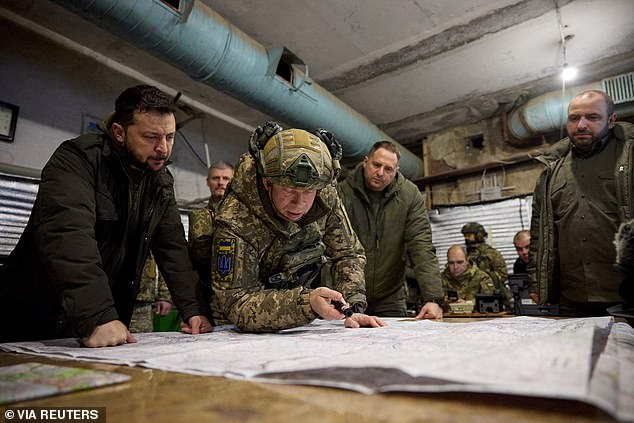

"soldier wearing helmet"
[461, 222, 511, 307]
[211, 122, 385, 332]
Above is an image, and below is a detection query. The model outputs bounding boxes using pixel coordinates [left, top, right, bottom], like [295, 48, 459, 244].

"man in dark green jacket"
[530, 89, 634, 316]
[338, 140, 443, 318]
[0, 85, 211, 346]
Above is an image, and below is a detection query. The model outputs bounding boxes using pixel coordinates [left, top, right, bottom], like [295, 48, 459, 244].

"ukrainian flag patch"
[215, 237, 236, 282]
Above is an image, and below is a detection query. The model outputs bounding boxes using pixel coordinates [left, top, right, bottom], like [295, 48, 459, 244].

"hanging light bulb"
[561, 63, 577, 81]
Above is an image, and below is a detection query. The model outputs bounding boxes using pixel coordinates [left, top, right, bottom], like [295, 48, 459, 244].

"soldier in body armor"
[461, 222, 512, 307]
[211, 122, 385, 332]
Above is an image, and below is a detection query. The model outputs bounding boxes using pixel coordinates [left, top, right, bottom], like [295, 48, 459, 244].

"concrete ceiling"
[3, 0, 634, 158]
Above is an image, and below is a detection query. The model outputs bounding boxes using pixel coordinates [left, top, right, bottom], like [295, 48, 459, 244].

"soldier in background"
[129, 253, 172, 332]
[441, 245, 495, 303]
[211, 122, 385, 332]
[512, 230, 530, 274]
[461, 222, 511, 307]
[188, 161, 234, 319]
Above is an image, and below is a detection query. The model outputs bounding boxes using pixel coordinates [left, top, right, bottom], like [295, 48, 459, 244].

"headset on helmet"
[248, 121, 342, 190]
[461, 222, 487, 243]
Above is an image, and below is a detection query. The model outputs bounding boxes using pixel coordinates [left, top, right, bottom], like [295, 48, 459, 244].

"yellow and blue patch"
[215, 237, 236, 282]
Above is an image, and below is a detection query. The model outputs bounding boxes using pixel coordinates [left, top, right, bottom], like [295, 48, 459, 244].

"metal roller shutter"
[429, 196, 533, 273]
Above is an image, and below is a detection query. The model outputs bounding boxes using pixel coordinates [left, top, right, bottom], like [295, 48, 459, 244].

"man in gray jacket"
[338, 140, 443, 318]
[530, 90, 634, 316]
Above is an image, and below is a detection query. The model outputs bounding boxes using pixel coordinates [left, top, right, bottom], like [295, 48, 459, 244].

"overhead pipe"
[507, 82, 600, 141]
[51, 0, 425, 179]
[507, 78, 634, 142]
[0, 7, 254, 133]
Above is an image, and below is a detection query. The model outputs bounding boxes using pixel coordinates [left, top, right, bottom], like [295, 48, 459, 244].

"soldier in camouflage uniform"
[441, 245, 495, 302]
[188, 161, 234, 321]
[129, 253, 173, 333]
[188, 161, 234, 277]
[461, 222, 512, 307]
[212, 122, 386, 332]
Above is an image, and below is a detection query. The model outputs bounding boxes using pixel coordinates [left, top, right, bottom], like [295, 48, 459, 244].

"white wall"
[0, 20, 249, 203]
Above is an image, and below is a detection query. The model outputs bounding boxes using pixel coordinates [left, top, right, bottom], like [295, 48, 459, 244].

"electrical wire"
[176, 130, 208, 170]
[555, 0, 568, 139]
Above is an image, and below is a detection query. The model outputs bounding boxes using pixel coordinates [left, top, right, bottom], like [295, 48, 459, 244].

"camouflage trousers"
[129, 302, 154, 333]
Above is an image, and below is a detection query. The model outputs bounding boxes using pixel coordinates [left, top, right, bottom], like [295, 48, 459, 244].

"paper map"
[0, 362, 130, 404]
[1, 317, 632, 421]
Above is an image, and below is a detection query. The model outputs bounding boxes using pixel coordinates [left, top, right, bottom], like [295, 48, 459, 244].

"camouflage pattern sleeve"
[488, 248, 512, 305]
[490, 248, 509, 283]
[476, 271, 496, 296]
[156, 270, 171, 302]
[211, 223, 317, 333]
[320, 187, 367, 308]
[188, 208, 214, 281]
[137, 254, 158, 303]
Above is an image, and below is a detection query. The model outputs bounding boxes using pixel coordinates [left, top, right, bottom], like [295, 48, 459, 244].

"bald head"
[447, 244, 468, 278]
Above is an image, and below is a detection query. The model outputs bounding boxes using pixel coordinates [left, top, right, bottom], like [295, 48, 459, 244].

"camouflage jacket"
[136, 253, 170, 303]
[441, 261, 495, 301]
[212, 153, 367, 333]
[466, 242, 511, 304]
[188, 199, 215, 284]
[466, 243, 508, 284]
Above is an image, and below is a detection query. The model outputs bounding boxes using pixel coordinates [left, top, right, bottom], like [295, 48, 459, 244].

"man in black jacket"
[0, 85, 212, 347]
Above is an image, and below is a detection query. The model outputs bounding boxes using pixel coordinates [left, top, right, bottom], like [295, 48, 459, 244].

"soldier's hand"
[415, 302, 443, 320]
[181, 315, 213, 334]
[81, 320, 137, 348]
[309, 287, 347, 320]
[155, 300, 172, 316]
[344, 314, 387, 328]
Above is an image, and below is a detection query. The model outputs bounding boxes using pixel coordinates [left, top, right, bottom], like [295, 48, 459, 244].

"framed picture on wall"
[0, 101, 19, 143]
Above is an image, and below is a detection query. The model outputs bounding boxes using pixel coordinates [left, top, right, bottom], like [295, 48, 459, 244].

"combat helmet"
[249, 121, 342, 190]
[461, 222, 487, 242]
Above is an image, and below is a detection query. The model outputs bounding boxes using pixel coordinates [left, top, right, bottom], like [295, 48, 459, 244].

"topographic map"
[1, 316, 632, 421]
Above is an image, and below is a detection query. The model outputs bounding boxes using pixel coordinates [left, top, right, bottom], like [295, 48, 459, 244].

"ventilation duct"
[508, 72, 634, 141]
[51, 0, 425, 179]
[602, 72, 634, 104]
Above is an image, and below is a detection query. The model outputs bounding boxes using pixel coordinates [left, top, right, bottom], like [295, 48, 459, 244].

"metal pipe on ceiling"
[507, 83, 600, 140]
[51, 0, 425, 179]
[508, 74, 634, 141]
[0, 7, 254, 134]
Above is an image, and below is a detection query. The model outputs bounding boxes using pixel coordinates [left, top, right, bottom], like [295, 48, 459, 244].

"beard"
[570, 124, 611, 155]
[123, 138, 168, 171]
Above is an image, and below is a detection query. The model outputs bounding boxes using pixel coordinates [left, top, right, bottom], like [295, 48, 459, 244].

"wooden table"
[0, 330, 616, 423]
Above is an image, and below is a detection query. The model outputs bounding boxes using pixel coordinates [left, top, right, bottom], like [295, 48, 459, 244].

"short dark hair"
[367, 140, 400, 161]
[112, 85, 175, 129]
[513, 229, 530, 244]
[570, 90, 616, 116]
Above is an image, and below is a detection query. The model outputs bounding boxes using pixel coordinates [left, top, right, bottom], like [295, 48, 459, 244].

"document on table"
[0, 362, 130, 404]
[1, 316, 632, 422]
